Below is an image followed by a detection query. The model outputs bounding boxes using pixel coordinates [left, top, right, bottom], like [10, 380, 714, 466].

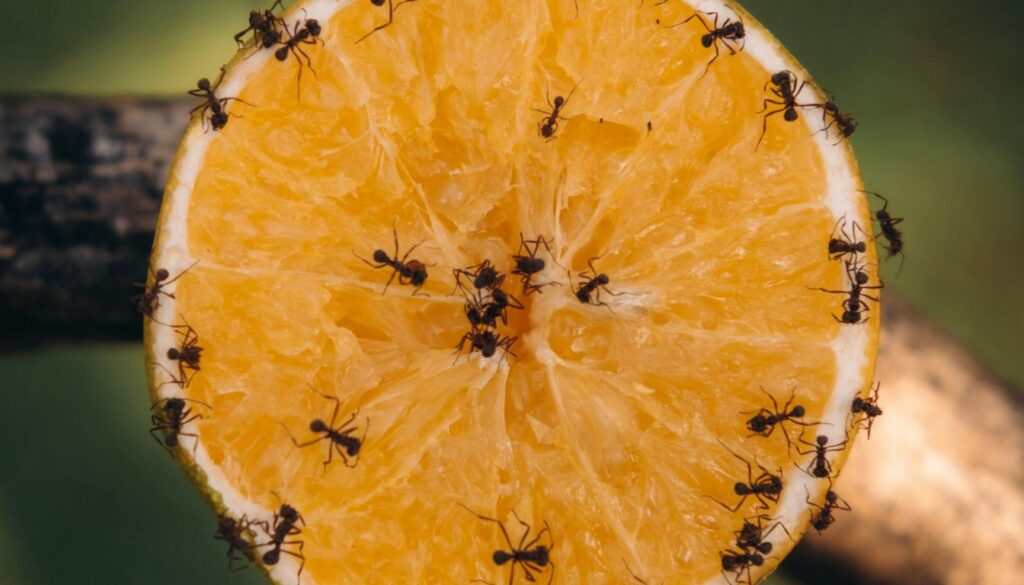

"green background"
[1, 0, 1021, 583]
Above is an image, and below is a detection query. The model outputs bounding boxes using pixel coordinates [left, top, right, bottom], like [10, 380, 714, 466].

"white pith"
[148, 1, 876, 584]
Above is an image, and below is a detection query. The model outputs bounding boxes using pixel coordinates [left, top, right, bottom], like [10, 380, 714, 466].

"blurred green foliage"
[0, 1, 1021, 584]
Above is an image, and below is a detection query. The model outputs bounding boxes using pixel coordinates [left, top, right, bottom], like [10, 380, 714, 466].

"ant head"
[217, 516, 236, 530]
[493, 550, 513, 565]
[275, 47, 289, 61]
[197, 78, 211, 91]
[167, 348, 181, 360]
[596, 273, 610, 285]
[262, 549, 281, 565]
[165, 397, 186, 411]
[783, 108, 799, 122]
[854, 270, 869, 285]
[824, 101, 839, 113]
[827, 239, 842, 253]
[746, 416, 768, 432]
[155, 268, 170, 281]
[211, 112, 229, 130]
[842, 310, 859, 323]
[346, 441, 361, 456]
[481, 344, 497, 358]
[875, 209, 890, 220]
[281, 504, 299, 519]
[371, 249, 389, 263]
[825, 490, 838, 504]
[553, 95, 565, 108]
[310, 419, 327, 433]
[701, 34, 714, 48]
[492, 289, 508, 303]
[770, 70, 791, 86]
[371, 0, 386, 5]
[306, 19, 322, 37]
[790, 404, 805, 417]
[734, 23, 746, 37]
[816, 435, 828, 446]
[757, 542, 772, 554]
[410, 269, 428, 286]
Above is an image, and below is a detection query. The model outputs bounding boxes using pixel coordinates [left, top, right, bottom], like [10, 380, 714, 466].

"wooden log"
[1, 96, 1021, 584]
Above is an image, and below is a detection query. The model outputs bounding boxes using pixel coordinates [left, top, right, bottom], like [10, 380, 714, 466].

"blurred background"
[0, 0, 1021, 584]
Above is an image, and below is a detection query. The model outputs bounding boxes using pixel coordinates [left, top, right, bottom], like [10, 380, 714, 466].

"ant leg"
[356, 0, 396, 44]
[280, 422, 329, 449]
[756, 107, 787, 150]
[459, 504, 517, 552]
[699, 40, 721, 79]
[665, 12, 710, 30]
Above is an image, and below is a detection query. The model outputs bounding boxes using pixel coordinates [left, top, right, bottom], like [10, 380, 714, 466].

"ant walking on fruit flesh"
[743, 387, 817, 450]
[235, 0, 285, 49]
[864, 191, 905, 275]
[214, 514, 259, 571]
[356, 0, 420, 44]
[188, 71, 252, 131]
[809, 259, 883, 325]
[255, 495, 306, 583]
[536, 86, 576, 140]
[465, 287, 524, 329]
[132, 261, 198, 318]
[512, 234, 558, 295]
[149, 397, 210, 457]
[274, 17, 322, 98]
[572, 257, 623, 307]
[806, 486, 851, 534]
[851, 382, 883, 438]
[452, 259, 505, 295]
[358, 224, 430, 296]
[827, 217, 867, 262]
[666, 10, 745, 78]
[281, 387, 368, 470]
[454, 324, 518, 363]
[796, 432, 848, 479]
[705, 441, 783, 512]
[757, 70, 808, 149]
[459, 504, 555, 585]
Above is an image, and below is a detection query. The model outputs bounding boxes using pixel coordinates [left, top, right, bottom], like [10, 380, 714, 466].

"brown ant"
[571, 257, 623, 307]
[358, 224, 430, 296]
[535, 86, 576, 140]
[806, 487, 851, 534]
[720, 547, 765, 585]
[214, 514, 259, 571]
[132, 261, 198, 318]
[512, 234, 558, 295]
[743, 387, 817, 450]
[281, 388, 368, 470]
[851, 382, 883, 438]
[459, 504, 555, 585]
[275, 17, 323, 97]
[188, 72, 252, 131]
[356, 0, 420, 44]
[733, 514, 791, 554]
[255, 495, 306, 583]
[757, 70, 808, 149]
[804, 92, 857, 143]
[827, 217, 867, 262]
[667, 10, 745, 78]
[234, 0, 285, 49]
[465, 288, 525, 329]
[796, 432, 848, 479]
[149, 397, 210, 457]
[159, 321, 203, 387]
[706, 441, 783, 512]
[809, 259, 883, 325]
[454, 324, 518, 363]
[864, 191, 905, 274]
[453, 259, 505, 294]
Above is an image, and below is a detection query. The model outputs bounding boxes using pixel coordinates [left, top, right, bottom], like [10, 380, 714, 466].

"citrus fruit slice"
[144, 0, 880, 583]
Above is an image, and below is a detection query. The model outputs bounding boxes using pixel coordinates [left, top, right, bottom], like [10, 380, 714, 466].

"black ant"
[733, 514, 791, 554]
[827, 217, 867, 262]
[465, 288, 525, 329]
[851, 382, 883, 439]
[281, 388, 368, 470]
[234, 0, 285, 49]
[805, 93, 857, 143]
[214, 514, 259, 571]
[358, 224, 430, 296]
[720, 547, 765, 585]
[512, 234, 558, 295]
[454, 324, 518, 363]
[149, 397, 209, 457]
[535, 86, 576, 140]
[809, 259, 883, 325]
[743, 387, 817, 450]
[160, 322, 203, 387]
[571, 257, 623, 307]
[667, 10, 745, 78]
[706, 441, 783, 512]
[132, 261, 198, 318]
[459, 504, 555, 585]
[356, 0, 420, 44]
[275, 17, 323, 97]
[795, 432, 848, 479]
[188, 72, 251, 131]
[255, 495, 306, 583]
[453, 259, 505, 294]
[864, 191, 905, 274]
[806, 487, 851, 534]
[757, 70, 808, 149]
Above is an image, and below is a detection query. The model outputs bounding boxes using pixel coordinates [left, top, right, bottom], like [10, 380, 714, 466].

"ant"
[188, 72, 251, 131]
[571, 257, 623, 307]
[255, 495, 306, 583]
[275, 17, 323, 97]
[512, 234, 558, 295]
[851, 382, 883, 439]
[864, 191, 905, 274]
[281, 387, 368, 470]
[720, 547, 766, 585]
[132, 261, 198, 318]
[795, 432, 848, 479]
[827, 217, 867, 262]
[706, 441, 783, 512]
[214, 514, 259, 571]
[358, 224, 430, 296]
[804, 92, 857, 143]
[806, 487, 851, 534]
[667, 10, 745, 78]
[733, 514, 791, 554]
[809, 259, 883, 324]
[535, 86, 576, 140]
[149, 397, 209, 457]
[743, 387, 817, 450]
[454, 324, 518, 363]
[160, 321, 204, 387]
[234, 0, 285, 49]
[465, 288, 525, 329]
[757, 70, 808, 149]
[459, 504, 555, 585]
[453, 259, 505, 294]
[356, 0, 420, 44]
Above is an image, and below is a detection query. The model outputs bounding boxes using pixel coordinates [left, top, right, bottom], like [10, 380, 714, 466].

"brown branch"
[1, 96, 1021, 584]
